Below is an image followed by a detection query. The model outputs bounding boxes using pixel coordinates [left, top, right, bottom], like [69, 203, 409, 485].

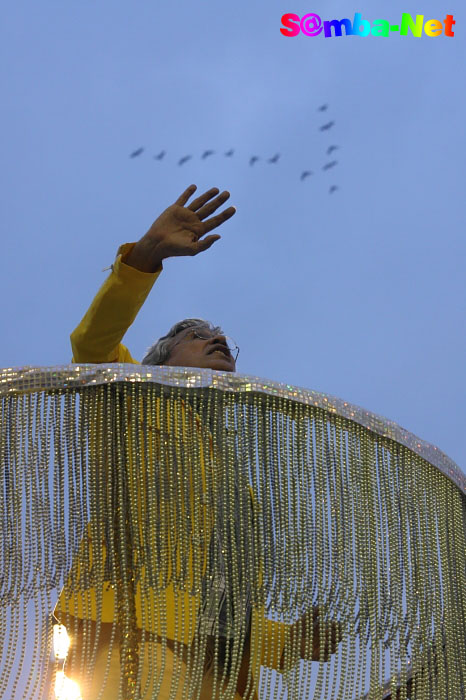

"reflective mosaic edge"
[1, 364, 464, 494]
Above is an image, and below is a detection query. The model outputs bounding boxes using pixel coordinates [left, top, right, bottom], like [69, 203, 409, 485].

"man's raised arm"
[70, 185, 236, 363]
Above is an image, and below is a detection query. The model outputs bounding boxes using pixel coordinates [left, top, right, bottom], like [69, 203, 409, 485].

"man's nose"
[210, 333, 228, 345]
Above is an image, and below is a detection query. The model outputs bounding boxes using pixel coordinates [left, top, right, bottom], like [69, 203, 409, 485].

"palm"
[147, 185, 236, 258]
[154, 206, 205, 256]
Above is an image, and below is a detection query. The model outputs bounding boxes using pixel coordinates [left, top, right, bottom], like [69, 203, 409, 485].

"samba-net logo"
[280, 12, 456, 37]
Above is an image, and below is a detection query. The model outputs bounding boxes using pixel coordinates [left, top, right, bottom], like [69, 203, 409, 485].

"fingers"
[194, 234, 221, 254]
[188, 187, 220, 212]
[174, 186, 235, 246]
[202, 206, 236, 233]
[195, 190, 230, 220]
[174, 184, 197, 206]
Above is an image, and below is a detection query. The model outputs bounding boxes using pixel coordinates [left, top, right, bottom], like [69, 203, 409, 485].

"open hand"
[126, 185, 236, 272]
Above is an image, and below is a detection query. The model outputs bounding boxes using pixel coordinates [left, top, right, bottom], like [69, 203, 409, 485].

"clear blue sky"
[1, 0, 464, 476]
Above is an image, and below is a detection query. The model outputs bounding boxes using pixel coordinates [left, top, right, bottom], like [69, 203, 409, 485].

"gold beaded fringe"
[0, 369, 465, 699]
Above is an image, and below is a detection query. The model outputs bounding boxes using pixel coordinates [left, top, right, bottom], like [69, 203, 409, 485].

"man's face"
[164, 327, 236, 372]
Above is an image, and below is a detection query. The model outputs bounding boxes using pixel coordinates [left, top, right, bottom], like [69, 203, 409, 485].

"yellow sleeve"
[70, 242, 162, 363]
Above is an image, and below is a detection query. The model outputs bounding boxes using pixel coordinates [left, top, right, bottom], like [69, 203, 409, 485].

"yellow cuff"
[110, 243, 163, 287]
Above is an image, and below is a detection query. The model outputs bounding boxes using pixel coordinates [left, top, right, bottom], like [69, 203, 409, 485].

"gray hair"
[141, 318, 224, 366]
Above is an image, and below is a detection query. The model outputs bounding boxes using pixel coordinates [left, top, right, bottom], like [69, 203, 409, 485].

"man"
[59, 184, 340, 699]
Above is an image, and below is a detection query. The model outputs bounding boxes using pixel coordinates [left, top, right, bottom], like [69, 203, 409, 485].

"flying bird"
[327, 145, 338, 155]
[267, 153, 280, 163]
[318, 104, 328, 112]
[322, 160, 338, 171]
[224, 149, 234, 157]
[249, 156, 259, 166]
[329, 185, 338, 194]
[300, 171, 313, 181]
[130, 147, 144, 158]
[319, 121, 335, 131]
[154, 150, 166, 160]
[201, 150, 215, 159]
[178, 155, 192, 166]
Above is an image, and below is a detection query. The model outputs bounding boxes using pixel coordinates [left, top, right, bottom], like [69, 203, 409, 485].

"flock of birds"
[129, 104, 340, 194]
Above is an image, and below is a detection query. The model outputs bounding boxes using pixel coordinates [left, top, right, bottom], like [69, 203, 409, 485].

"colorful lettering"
[443, 14, 455, 36]
[280, 11, 456, 38]
[400, 13, 424, 37]
[424, 19, 443, 36]
[280, 13, 301, 37]
[323, 18, 353, 37]
[352, 13, 371, 37]
[371, 20, 390, 37]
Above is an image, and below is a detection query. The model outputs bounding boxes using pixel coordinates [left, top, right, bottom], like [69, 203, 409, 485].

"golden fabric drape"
[0, 365, 465, 700]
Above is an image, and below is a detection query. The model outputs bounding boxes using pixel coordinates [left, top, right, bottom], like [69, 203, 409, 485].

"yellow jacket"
[58, 243, 290, 677]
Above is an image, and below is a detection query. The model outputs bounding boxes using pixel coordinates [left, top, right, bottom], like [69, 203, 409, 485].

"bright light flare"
[54, 670, 82, 700]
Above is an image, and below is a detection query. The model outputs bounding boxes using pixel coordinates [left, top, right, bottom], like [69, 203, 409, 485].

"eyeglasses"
[172, 328, 240, 361]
